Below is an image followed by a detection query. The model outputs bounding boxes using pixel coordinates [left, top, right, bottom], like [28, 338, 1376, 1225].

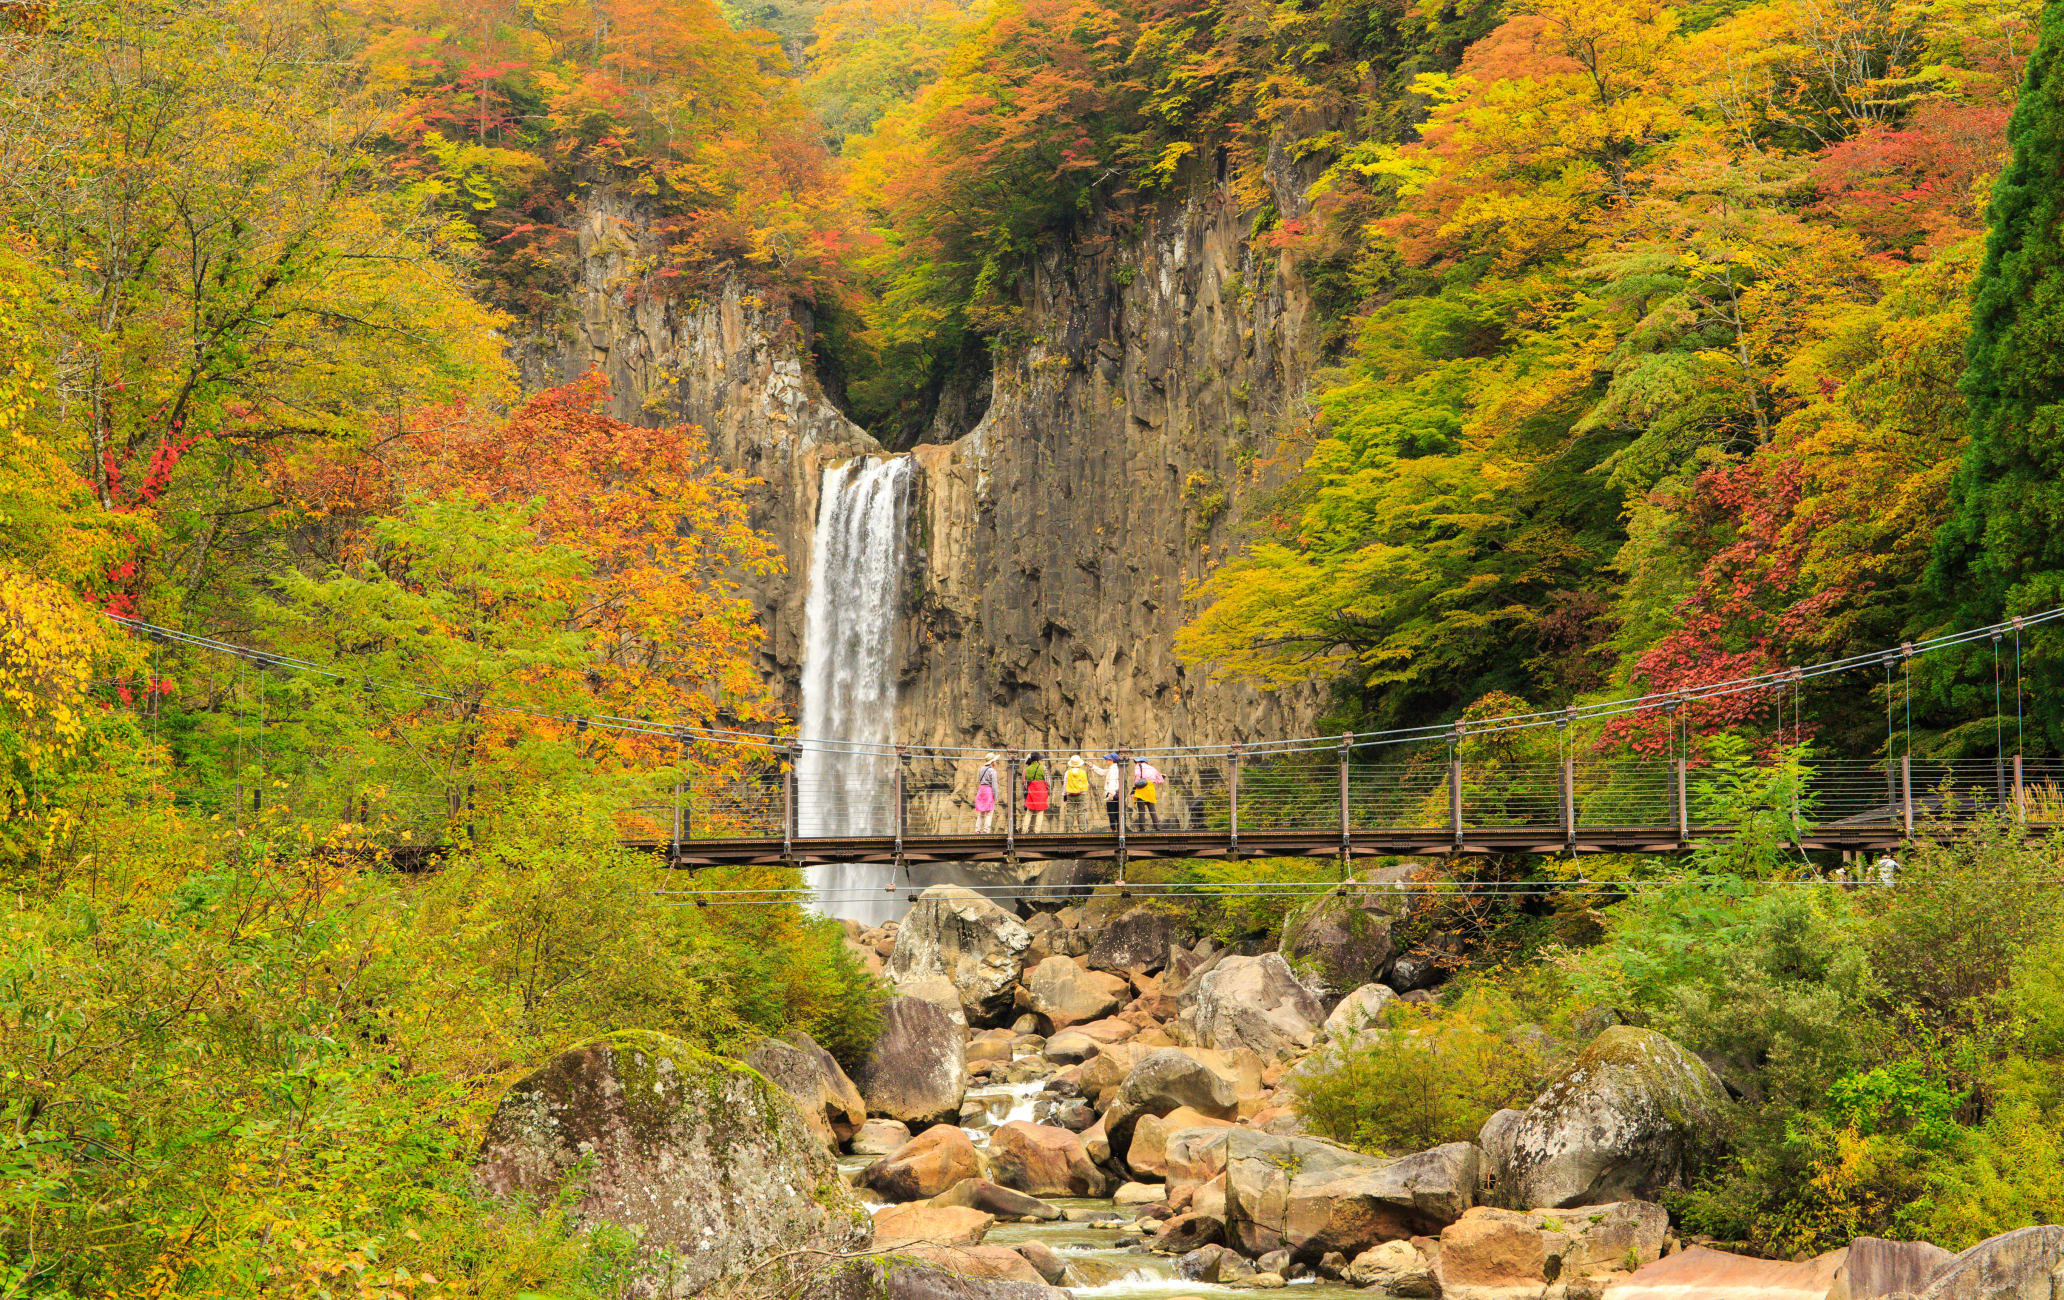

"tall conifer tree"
[1932, 1, 2064, 619]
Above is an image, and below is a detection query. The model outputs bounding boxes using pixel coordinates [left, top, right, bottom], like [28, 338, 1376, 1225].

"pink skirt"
[974, 784, 997, 813]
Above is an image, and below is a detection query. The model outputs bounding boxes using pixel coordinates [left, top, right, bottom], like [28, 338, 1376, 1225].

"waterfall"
[796, 455, 912, 925]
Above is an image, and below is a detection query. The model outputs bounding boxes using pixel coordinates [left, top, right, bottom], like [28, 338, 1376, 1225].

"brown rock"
[745, 1029, 868, 1151]
[875, 1203, 995, 1249]
[1074, 1017, 1140, 1044]
[1129, 1107, 1238, 1180]
[853, 1117, 915, 1155]
[854, 997, 968, 1129]
[1155, 1212, 1227, 1254]
[1605, 1245, 1848, 1300]
[905, 1246, 1048, 1285]
[987, 1121, 1108, 1197]
[1012, 1241, 1077, 1286]
[1027, 956, 1131, 1029]
[1831, 1236, 1953, 1300]
[865, 1124, 984, 1202]
[932, 1178, 1064, 1221]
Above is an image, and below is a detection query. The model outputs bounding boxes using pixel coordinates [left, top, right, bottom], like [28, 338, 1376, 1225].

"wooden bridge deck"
[626, 822, 1913, 868]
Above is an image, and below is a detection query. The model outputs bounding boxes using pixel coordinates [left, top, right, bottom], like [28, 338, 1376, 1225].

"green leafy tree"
[1932, 1, 2064, 627]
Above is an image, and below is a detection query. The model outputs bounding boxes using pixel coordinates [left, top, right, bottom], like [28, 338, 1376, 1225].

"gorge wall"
[524, 173, 1330, 797]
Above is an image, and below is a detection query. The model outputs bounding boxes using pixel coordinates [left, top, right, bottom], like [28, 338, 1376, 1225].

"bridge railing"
[616, 749, 2064, 847]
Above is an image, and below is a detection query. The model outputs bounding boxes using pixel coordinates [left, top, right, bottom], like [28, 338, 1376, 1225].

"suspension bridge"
[108, 608, 2064, 878]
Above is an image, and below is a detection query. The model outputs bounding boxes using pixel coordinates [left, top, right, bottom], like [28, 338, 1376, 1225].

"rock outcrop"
[1609, 1245, 1850, 1300]
[890, 886, 1034, 1025]
[746, 1029, 867, 1151]
[987, 1121, 1108, 1198]
[1101, 1048, 1241, 1158]
[1222, 1130, 1478, 1261]
[855, 996, 969, 1128]
[865, 1124, 986, 1202]
[476, 1032, 870, 1294]
[1918, 1224, 2064, 1300]
[1177, 954, 1324, 1061]
[1025, 956, 1130, 1029]
[1499, 1026, 1727, 1208]
[1435, 1202, 1667, 1300]
[1279, 893, 1396, 997]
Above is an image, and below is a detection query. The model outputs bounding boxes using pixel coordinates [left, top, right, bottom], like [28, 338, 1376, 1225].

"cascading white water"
[797, 455, 913, 925]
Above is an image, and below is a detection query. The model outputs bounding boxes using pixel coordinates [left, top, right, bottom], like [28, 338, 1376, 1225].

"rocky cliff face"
[527, 177, 1327, 790]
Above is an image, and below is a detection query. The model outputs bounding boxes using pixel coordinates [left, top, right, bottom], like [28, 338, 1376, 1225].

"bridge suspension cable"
[108, 605, 2064, 759]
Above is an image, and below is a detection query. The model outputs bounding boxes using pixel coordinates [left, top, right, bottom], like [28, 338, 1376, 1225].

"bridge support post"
[1901, 755, 1914, 837]
[2016, 753, 2026, 823]
[672, 731, 690, 865]
[1561, 753, 1576, 853]
[893, 745, 907, 880]
[782, 744, 796, 863]
[1116, 749, 1130, 882]
[1005, 749, 1018, 862]
[1675, 756, 1689, 845]
[1339, 732, 1353, 878]
[1228, 744, 1241, 861]
[1448, 744, 1463, 851]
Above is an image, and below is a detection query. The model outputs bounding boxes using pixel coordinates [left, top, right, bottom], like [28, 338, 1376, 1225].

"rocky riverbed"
[468, 883, 2056, 1300]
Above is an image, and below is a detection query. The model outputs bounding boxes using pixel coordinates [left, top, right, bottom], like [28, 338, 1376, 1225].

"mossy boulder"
[1501, 1026, 1727, 1209]
[1278, 891, 1396, 997]
[477, 1031, 871, 1295]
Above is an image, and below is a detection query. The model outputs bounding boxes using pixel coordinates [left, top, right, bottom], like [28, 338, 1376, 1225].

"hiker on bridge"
[1062, 754, 1093, 831]
[1132, 758, 1165, 830]
[973, 753, 1000, 834]
[1023, 752, 1052, 833]
[1095, 752, 1124, 833]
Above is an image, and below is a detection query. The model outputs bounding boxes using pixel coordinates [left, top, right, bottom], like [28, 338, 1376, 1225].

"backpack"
[1064, 766, 1089, 795]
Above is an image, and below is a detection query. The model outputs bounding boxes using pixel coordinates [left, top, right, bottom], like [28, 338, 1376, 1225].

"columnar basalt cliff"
[525, 177, 1327, 789]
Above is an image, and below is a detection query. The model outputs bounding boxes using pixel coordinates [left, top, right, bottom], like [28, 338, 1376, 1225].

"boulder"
[1918, 1224, 2064, 1300]
[806, 1259, 1071, 1300]
[897, 972, 972, 1031]
[1089, 907, 1183, 973]
[853, 1117, 916, 1155]
[874, 1202, 996, 1249]
[1833, 1237, 1954, 1300]
[1043, 1030, 1099, 1063]
[1074, 1017, 1139, 1044]
[1026, 956, 1130, 1029]
[903, 1247, 1048, 1285]
[1077, 1042, 1152, 1104]
[1224, 1129, 1479, 1261]
[1502, 1026, 1727, 1208]
[476, 1032, 869, 1295]
[1011, 1241, 1077, 1287]
[1608, 1245, 1849, 1300]
[1103, 1049, 1242, 1158]
[1279, 892, 1396, 997]
[1475, 1109, 1524, 1206]
[855, 997, 968, 1129]
[1114, 1180, 1166, 1205]
[932, 1178, 1064, 1221]
[1164, 1125, 1238, 1191]
[1128, 1107, 1236, 1181]
[1154, 1212, 1226, 1254]
[1177, 954, 1325, 1062]
[747, 1029, 868, 1151]
[1191, 1173, 1227, 1220]
[865, 1124, 985, 1202]
[1348, 1240, 1437, 1295]
[986, 1121, 1108, 1197]
[889, 885, 1034, 1026]
[1322, 983, 1399, 1043]
[1436, 1202, 1667, 1300]
[1177, 1245, 1254, 1284]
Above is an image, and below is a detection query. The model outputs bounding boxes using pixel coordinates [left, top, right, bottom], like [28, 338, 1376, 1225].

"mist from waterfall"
[797, 455, 912, 925]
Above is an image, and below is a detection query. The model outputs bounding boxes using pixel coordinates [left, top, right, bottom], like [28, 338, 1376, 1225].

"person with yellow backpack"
[1061, 754, 1093, 831]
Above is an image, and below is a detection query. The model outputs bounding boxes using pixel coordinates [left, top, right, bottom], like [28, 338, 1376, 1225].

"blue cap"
[1104, 752, 1120, 761]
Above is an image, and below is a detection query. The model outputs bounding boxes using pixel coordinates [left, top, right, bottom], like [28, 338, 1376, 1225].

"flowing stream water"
[797, 455, 913, 925]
